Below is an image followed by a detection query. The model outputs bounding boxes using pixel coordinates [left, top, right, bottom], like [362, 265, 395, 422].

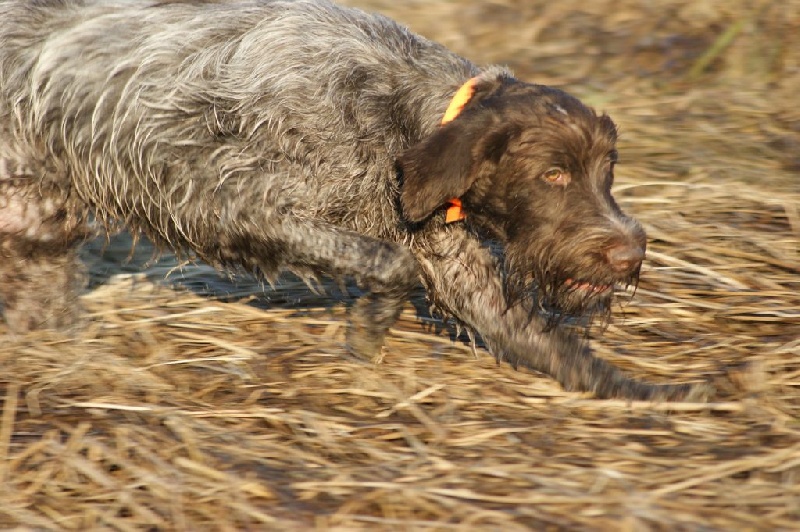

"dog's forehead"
[545, 103, 591, 139]
[508, 93, 618, 161]
[541, 96, 615, 140]
[549, 103, 570, 116]
[504, 87, 617, 142]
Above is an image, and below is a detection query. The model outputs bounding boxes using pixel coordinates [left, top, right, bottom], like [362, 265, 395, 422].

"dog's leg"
[341, 235, 418, 359]
[415, 228, 713, 401]
[0, 179, 87, 333]
[212, 217, 419, 360]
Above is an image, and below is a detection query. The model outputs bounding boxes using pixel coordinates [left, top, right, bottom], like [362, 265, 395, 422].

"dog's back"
[0, 0, 471, 245]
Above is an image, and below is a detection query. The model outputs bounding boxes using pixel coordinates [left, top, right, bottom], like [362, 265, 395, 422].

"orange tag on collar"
[445, 198, 465, 223]
[442, 78, 478, 223]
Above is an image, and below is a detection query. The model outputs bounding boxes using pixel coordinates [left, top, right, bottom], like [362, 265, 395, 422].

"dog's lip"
[564, 278, 613, 294]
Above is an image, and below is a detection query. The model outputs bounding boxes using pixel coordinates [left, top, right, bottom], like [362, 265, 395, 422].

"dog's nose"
[606, 244, 645, 274]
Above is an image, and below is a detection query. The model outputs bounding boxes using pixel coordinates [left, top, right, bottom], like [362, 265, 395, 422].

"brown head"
[399, 73, 646, 322]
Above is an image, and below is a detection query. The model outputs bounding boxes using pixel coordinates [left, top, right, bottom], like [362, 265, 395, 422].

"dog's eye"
[541, 168, 569, 186]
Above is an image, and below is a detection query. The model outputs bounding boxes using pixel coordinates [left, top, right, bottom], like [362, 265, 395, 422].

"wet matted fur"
[0, 0, 711, 400]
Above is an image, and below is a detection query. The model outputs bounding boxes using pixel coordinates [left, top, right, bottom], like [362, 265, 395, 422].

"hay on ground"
[1, 0, 798, 529]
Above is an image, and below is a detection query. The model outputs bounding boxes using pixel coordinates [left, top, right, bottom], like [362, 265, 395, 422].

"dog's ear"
[399, 113, 513, 223]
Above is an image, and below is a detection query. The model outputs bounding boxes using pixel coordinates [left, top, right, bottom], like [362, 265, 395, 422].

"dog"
[0, 0, 711, 400]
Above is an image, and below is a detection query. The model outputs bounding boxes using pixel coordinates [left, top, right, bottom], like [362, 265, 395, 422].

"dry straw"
[1, 0, 798, 529]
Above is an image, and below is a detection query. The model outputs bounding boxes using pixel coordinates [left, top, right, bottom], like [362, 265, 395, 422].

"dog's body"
[0, 0, 709, 400]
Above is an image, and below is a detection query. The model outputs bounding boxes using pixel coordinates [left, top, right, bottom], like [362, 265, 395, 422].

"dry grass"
[1, 0, 798, 529]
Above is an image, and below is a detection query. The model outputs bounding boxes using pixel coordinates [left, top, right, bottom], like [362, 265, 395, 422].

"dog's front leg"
[211, 216, 418, 360]
[414, 227, 712, 401]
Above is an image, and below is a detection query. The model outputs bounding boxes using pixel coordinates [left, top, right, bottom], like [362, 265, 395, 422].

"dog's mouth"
[501, 253, 640, 326]
[564, 278, 613, 295]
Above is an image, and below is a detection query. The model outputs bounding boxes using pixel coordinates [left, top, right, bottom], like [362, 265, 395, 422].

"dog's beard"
[502, 254, 640, 331]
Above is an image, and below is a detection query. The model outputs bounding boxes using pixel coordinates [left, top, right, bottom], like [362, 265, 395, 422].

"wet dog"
[0, 0, 710, 400]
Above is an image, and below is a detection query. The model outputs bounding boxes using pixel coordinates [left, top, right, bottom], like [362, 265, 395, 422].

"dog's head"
[398, 73, 646, 322]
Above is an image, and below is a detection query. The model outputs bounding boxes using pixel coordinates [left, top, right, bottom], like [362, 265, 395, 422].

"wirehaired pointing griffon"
[0, 0, 710, 400]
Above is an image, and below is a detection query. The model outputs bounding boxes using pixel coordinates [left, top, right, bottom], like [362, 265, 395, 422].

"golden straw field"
[1, 1, 798, 529]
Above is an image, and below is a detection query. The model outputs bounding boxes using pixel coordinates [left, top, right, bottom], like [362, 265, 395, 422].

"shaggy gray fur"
[0, 0, 711, 400]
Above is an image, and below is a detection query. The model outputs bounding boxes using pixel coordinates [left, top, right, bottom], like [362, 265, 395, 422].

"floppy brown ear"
[399, 113, 513, 223]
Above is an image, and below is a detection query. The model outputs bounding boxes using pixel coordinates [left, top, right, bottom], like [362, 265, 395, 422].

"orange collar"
[442, 77, 478, 223]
